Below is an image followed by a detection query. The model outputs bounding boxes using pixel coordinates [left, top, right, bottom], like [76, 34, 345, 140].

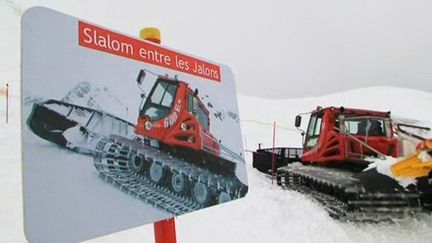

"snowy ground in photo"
[21, 118, 172, 243]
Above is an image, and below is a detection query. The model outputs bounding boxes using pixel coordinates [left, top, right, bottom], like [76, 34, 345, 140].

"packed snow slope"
[2, 1, 432, 243]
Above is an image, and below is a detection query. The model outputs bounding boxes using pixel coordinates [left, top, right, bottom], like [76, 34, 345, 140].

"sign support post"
[139, 27, 178, 243]
[154, 218, 177, 243]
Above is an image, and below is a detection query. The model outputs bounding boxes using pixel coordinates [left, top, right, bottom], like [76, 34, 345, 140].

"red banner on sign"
[78, 21, 221, 82]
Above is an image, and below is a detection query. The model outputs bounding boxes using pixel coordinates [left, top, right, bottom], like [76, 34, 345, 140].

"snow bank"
[365, 156, 417, 188]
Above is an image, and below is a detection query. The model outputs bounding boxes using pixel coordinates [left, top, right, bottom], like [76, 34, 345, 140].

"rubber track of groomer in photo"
[93, 135, 246, 215]
[27, 100, 246, 215]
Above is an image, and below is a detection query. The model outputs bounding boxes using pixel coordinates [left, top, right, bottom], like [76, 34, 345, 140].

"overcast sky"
[3, 0, 432, 98]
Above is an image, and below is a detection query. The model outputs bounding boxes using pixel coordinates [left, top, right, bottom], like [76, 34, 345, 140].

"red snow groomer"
[298, 106, 398, 165]
[253, 107, 397, 173]
[254, 106, 432, 221]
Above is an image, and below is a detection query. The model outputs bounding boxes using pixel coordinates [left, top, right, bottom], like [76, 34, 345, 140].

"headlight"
[187, 136, 195, 143]
[144, 121, 152, 131]
[180, 122, 187, 131]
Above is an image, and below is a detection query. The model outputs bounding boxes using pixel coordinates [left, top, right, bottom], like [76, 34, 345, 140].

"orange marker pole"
[271, 121, 276, 184]
[139, 27, 177, 243]
[6, 83, 9, 124]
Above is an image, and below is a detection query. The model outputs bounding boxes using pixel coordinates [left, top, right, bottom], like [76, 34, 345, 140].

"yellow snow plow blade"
[391, 140, 432, 178]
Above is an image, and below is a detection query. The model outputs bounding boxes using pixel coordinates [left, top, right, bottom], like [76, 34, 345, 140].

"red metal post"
[6, 83, 9, 124]
[271, 121, 276, 184]
[154, 218, 177, 243]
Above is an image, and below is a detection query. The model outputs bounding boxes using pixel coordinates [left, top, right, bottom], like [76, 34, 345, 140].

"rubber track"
[277, 166, 421, 222]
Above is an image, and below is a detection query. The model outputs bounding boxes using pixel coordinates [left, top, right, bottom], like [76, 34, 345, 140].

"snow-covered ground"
[4, 87, 432, 243]
[2, 1, 432, 243]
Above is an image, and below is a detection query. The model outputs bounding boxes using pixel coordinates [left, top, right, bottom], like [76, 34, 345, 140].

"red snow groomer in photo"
[26, 69, 246, 209]
[134, 69, 235, 174]
[135, 70, 219, 156]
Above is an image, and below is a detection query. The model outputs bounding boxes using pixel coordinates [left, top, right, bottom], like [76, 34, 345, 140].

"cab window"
[188, 94, 209, 130]
[140, 79, 178, 121]
[344, 117, 386, 136]
[304, 114, 323, 148]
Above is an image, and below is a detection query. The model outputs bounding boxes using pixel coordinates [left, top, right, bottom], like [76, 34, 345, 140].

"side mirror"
[137, 69, 146, 85]
[295, 115, 302, 127]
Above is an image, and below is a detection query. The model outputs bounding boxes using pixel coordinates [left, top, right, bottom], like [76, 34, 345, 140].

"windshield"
[140, 79, 178, 121]
[304, 114, 322, 148]
[344, 117, 386, 136]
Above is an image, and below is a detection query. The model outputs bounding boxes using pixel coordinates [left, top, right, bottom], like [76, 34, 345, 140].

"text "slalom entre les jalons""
[79, 22, 221, 82]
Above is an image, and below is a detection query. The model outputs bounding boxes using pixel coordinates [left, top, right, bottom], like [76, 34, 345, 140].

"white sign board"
[22, 7, 247, 243]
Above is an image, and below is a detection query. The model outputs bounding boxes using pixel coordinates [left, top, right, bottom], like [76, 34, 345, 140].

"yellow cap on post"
[140, 27, 161, 44]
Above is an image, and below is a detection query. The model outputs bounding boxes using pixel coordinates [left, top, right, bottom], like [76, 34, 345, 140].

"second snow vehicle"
[253, 106, 432, 221]
[26, 69, 247, 215]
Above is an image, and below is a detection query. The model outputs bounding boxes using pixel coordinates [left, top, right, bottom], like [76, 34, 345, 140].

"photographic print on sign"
[22, 7, 247, 243]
